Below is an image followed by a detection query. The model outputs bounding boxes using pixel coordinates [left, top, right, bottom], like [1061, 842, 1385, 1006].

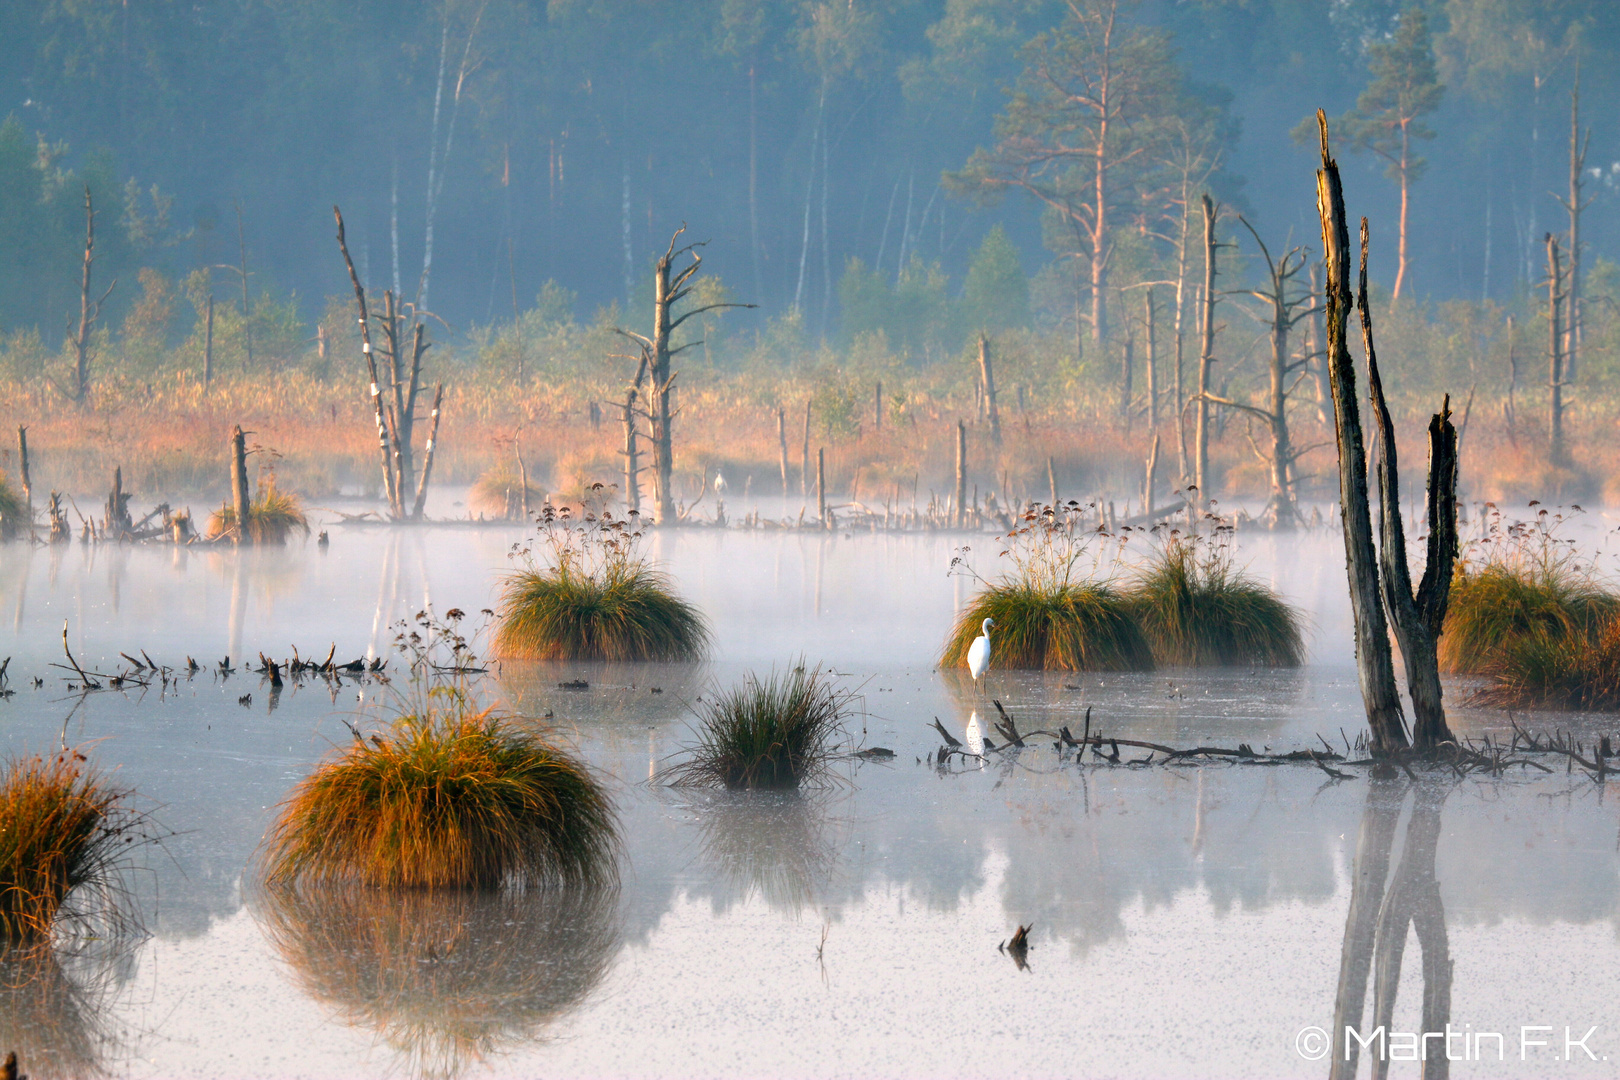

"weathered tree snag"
[801, 401, 811, 505]
[1143, 434, 1160, 516]
[1361, 220, 1458, 749]
[978, 334, 1001, 445]
[230, 426, 251, 546]
[1556, 74, 1590, 379]
[72, 186, 115, 405]
[1048, 455, 1059, 508]
[1143, 289, 1158, 428]
[103, 466, 132, 539]
[618, 227, 754, 525]
[410, 383, 444, 519]
[47, 492, 70, 544]
[955, 420, 968, 530]
[1315, 112, 1409, 753]
[817, 447, 827, 527]
[335, 207, 401, 514]
[1545, 233, 1568, 469]
[16, 426, 32, 540]
[1330, 779, 1405, 1080]
[776, 405, 789, 497]
[1194, 194, 1219, 495]
[203, 292, 215, 388]
[621, 349, 649, 516]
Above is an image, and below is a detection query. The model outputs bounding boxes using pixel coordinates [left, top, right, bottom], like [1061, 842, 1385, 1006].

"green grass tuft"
[0, 751, 136, 943]
[1125, 540, 1303, 667]
[941, 581, 1153, 671]
[259, 692, 618, 889]
[493, 561, 708, 662]
[666, 666, 851, 790]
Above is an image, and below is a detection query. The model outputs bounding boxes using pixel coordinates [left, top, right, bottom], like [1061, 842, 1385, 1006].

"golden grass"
[941, 580, 1153, 671]
[1475, 615, 1620, 711]
[258, 692, 617, 889]
[255, 883, 619, 1080]
[468, 461, 543, 518]
[0, 751, 134, 944]
[1126, 540, 1304, 667]
[206, 479, 310, 543]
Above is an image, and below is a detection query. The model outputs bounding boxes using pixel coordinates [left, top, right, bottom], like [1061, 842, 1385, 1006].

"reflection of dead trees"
[1330, 781, 1451, 1080]
[255, 884, 620, 1080]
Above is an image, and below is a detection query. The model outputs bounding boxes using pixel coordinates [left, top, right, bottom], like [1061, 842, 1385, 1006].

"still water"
[0, 522, 1617, 1078]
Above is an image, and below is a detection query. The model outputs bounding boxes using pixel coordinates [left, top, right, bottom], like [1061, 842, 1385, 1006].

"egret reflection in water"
[253, 884, 622, 1080]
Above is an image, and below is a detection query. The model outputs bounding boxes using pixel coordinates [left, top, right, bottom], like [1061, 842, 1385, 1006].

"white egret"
[967, 617, 994, 690]
[713, 470, 729, 498]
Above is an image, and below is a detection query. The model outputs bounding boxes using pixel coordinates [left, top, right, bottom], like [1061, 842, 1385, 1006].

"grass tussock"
[256, 883, 619, 1080]
[666, 665, 851, 790]
[206, 479, 310, 543]
[494, 508, 708, 661]
[469, 462, 544, 519]
[1126, 540, 1304, 667]
[941, 581, 1152, 671]
[1475, 617, 1620, 711]
[0, 750, 139, 944]
[259, 691, 618, 889]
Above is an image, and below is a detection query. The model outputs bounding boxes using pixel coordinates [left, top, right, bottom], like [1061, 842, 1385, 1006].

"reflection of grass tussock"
[206, 481, 310, 544]
[941, 583, 1152, 672]
[260, 694, 618, 889]
[694, 791, 835, 915]
[255, 883, 621, 1080]
[0, 471, 25, 539]
[1126, 541, 1303, 667]
[1442, 563, 1618, 675]
[667, 666, 850, 790]
[1, 751, 141, 944]
[0, 946, 126, 1080]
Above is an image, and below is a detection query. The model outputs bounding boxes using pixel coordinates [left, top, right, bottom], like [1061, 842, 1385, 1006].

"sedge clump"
[493, 501, 708, 662]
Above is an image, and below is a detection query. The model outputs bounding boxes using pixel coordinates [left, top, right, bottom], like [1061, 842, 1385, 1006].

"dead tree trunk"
[1362, 220, 1459, 749]
[955, 420, 968, 530]
[410, 383, 444, 519]
[1143, 434, 1160, 516]
[1194, 194, 1219, 497]
[72, 187, 114, 405]
[1143, 289, 1158, 429]
[1557, 76, 1589, 380]
[1314, 113, 1409, 754]
[203, 292, 215, 388]
[623, 350, 649, 516]
[1307, 262, 1331, 425]
[1546, 233, 1568, 469]
[231, 426, 251, 546]
[776, 406, 789, 497]
[335, 207, 401, 515]
[817, 447, 827, 527]
[621, 227, 753, 525]
[16, 426, 32, 539]
[978, 334, 1001, 445]
[801, 401, 811, 504]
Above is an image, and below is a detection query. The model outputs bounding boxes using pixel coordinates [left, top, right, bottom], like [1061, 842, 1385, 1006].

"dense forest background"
[1, 0, 1617, 507]
[3, 0, 1614, 340]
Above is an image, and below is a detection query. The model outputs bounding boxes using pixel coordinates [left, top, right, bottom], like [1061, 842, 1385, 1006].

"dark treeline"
[0, 0, 1617, 346]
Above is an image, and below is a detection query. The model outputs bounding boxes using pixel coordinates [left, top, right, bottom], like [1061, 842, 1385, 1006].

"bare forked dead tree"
[333, 206, 445, 521]
[1316, 111, 1458, 753]
[617, 226, 753, 525]
[1196, 217, 1326, 530]
[67, 186, 116, 404]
